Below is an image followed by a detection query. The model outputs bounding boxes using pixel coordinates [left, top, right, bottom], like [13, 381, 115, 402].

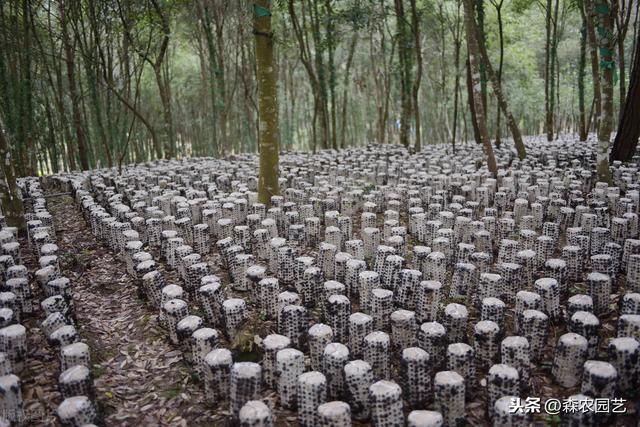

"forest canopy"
[0, 0, 638, 175]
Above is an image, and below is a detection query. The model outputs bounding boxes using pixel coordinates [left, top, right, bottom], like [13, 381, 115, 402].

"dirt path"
[46, 194, 212, 426]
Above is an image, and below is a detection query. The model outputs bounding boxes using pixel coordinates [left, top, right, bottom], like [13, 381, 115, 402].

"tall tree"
[369, 3, 395, 145]
[584, 0, 603, 132]
[466, 56, 482, 145]
[578, 0, 589, 141]
[610, 10, 640, 162]
[595, 0, 615, 181]
[324, 0, 338, 150]
[339, 34, 358, 149]
[196, 0, 227, 158]
[614, 0, 633, 117]
[395, 0, 413, 148]
[544, 0, 560, 141]
[409, 0, 423, 151]
[475, 0, 488, 113]
[19, 0, 36, 175]
[445, 0, 464, 151]
[61, 0, 90, 170]
[254, 0, 280, 204]
[463, 0, 497, 174]
[490, 0, 505, 146]
[0, 114, 25, 229]
[614, 0, 637, 117]
[288, 0, 330, 150]
[119, 0, 174, 159]
[473, 14, 527, 159]
[150, 0, 174, 159]
[550, 0, 560, 138]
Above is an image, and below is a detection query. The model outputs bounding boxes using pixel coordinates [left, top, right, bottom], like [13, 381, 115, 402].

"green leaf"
[253, 4, 271, 17]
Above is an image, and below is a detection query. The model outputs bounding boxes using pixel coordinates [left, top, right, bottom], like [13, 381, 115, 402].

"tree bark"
[463, 0, 497, 174]
[474, 0, 526, 159]
[549, 0, 560, 140]
[150, 0, 174, 159]
[585, 0, 603, 132]
[211, 3, 229, 154]
[466, 55, 482, 145]
[198, 0, 221, 157]
[410, 0, 423, 151]
[395, 0, 412, 149]
[578, 0, 588, 141]
[324, 0, 338, 150]
[309, 0, 330, 150]
[614, 0, 632, 118]
[61, 0, 90, 170]
[288, 0, 328, 149]
[20, 0, 36, 176]
[544, 0, 553, 141]
[439, 2, 448, 146]
[610, 15, 640, 162]
[596, 0, 615, 182]
[155, 64, 175, 159]
[339, 34, 358, 149]
[492, 0, 505, 146]
[450, 0, 463, 151]
[254, 0, 280, 204]
[0, 114, 25, 229]
[475, 0, 487, 113]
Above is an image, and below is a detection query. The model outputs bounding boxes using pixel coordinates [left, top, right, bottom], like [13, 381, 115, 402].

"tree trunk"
[288, 0, 328, 150]
[549, 0, 560, 140]
[254, 0, 280, 204]
[618, 37, 626, 118]
[212, 6, 229, 154]
[493, 0, 504, 146]
[199, 1, 220, 157]
[475, 0, 526, 159]
[463, 0, 497, 174]
[475, 0, 487, 113]
[54, 61, 76, 171]
[61, 0, 89, 170]
[309, 0, 330, 150]
[410, 0, 423, 151]
[451, 1, 462, 151]
[324, 0, 338, 150]
[439, 3, 448, 146]
[0, 115, 25, 229]
[44, 94, 59, 173]
[610, 11, 640, 162]
[466, 56, 482, 145]
[578, 0, 588, 141]
[614, 0, 632, 118]
[585, 0, 602, 132]
[20, 0, 36, 176]
[596, 0, 615, 182]
[395, 0, 412, 148]
[452, 38, 461, 152]
[544, 0, 553, 141]
[155, 64, 175, 159]
[340, 34, 358, 149]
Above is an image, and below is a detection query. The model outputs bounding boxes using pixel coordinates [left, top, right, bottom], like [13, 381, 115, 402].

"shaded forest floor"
[23, 194, 210, 426]
[17, 187, 640, 426]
